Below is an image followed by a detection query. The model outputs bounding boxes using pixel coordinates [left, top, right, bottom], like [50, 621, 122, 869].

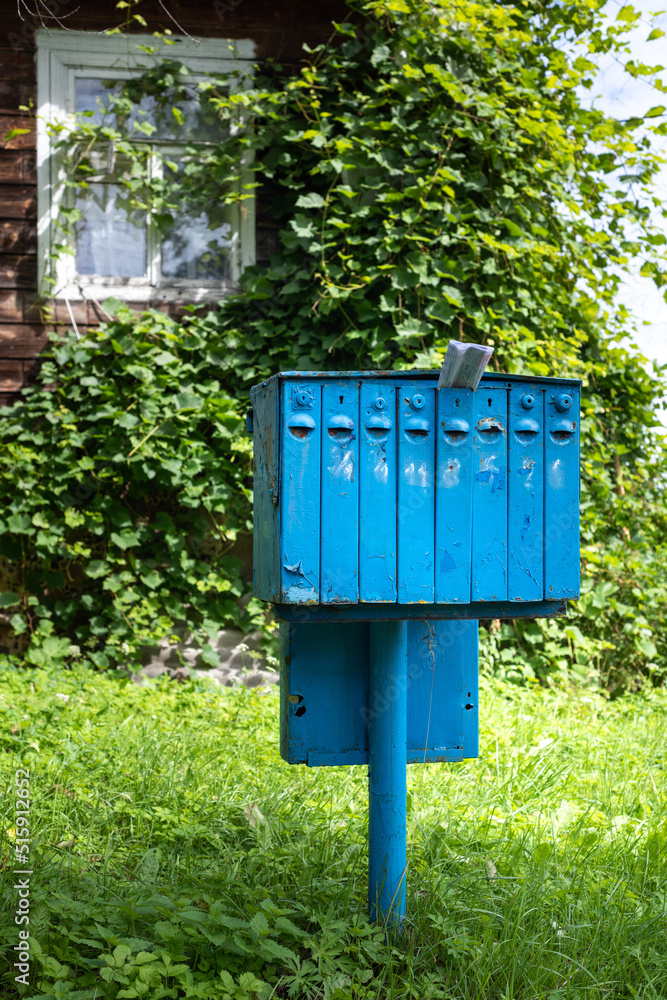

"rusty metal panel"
[508, 382, 544, 601]
[280, 619, 479, 766]
[472, 385, 508, 601]
[280, 620, 369, 765]
[435, 387, 473, 603]
[397, 381, 436, 603]
[249, 380, 280, 602]
[321, 379, 359, 604]
[360, 380, 397, 602]
[279, 380, 321, 604]
[545, 386, 580, 599]
[253, 370, 580, 619]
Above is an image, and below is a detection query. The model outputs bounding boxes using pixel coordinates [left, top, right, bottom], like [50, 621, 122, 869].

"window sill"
[58, 281, 240, 305]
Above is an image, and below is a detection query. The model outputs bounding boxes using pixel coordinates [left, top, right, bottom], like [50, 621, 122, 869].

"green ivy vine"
[2, 0, 667, 689]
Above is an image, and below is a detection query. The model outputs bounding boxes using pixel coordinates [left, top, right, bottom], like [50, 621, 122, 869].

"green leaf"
[154, 351, 178, 366]
[394, 317, 432, 339]
[616, 4, 640, 22]
[250, 911, 270, 937]
[258, 937, 298, 964]
[7, 513, 32, 534]
[439, 285, 464, 307]
[295, 192, 326, 208]
[86, 561, 109, 579]
[118, 412, 140, 429]
[65, 508, 86, 529]
[290, 214, 316, 239]
[110, 530, 140, 550]
[140, 570, 163, 589]
[111, 944, 132, 967]
[200, 645, 219, 668]
[0, 592, 20, 608]
[533, 842, 552, 864]
[173, 392, 203, 411]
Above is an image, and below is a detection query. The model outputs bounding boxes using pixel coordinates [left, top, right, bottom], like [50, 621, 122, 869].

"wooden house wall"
[0, 0, 347, 406]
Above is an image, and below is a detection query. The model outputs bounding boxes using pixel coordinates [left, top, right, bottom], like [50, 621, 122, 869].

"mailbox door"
[397, 382, 436, 603]
[508, 382, 544, 601]
[472, 385, 508, 601]
[545, 386, 580, 598]
[251, 380, 280, 602]
[359, 382, 397, 602]
[435, 387, 474, 603]
[280, 381, 322, 603]
[321, 380, 360, 604]
[406, 618, 479, 762]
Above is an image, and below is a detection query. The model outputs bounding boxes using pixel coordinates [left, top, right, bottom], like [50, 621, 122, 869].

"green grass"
[2, 665, 667, 1000]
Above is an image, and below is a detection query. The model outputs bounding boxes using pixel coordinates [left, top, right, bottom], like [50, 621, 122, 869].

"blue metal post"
[368, 619, 408, 928]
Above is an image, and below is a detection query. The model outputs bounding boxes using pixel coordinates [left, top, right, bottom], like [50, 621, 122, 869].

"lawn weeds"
[1, 667, 667, 999]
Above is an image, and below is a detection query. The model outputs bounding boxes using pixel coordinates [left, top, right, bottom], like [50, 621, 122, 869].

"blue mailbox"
[250, 369, 580, 927]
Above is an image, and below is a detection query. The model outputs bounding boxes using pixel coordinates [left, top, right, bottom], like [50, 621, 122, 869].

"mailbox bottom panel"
[279, 620, 479, 767]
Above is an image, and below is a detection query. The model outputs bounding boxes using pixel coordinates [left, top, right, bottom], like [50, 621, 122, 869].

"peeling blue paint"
[439, 551, 457, 574]
[474, 466, 506, 493]
[251, 371, 580, 613]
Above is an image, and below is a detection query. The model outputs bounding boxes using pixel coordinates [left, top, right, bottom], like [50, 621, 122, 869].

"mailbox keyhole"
[455, 399, 460, 407]
[488, 398, 492, 407]
[339, 395, 343, 404]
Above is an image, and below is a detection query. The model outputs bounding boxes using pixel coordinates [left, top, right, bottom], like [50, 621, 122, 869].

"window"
[36, 30, 255, 303]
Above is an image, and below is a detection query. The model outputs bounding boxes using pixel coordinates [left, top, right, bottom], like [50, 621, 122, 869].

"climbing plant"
[2, 0, 667, 688]
[0, 307, 254, 669]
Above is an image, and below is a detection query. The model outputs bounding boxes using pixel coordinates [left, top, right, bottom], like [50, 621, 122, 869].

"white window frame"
[36, 29, 256, 303]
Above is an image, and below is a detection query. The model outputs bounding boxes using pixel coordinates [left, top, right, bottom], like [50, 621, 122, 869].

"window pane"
[75, 77, 118, 125]
[76, 183, 147, 278]
[161, 211, 232, 281]
[75, 76, 222, 142]
[140, 90, 222, 142]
